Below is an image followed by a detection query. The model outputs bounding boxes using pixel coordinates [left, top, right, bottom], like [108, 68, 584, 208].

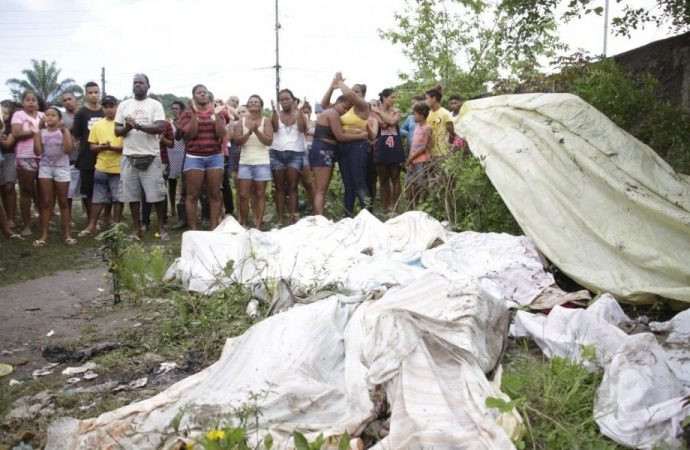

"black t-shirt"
[73, 106, 104, 170]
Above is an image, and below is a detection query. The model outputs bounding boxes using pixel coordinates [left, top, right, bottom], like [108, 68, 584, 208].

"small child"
[405, 102, 431, 205]
[33, 106, 75, 246]
[79, 96, 124, 237]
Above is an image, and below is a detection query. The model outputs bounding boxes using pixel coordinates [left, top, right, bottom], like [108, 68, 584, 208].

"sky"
[0, 0, 681, 107]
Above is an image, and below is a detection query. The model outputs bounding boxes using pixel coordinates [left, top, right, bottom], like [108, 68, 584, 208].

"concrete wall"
[614, 31, 690, 112]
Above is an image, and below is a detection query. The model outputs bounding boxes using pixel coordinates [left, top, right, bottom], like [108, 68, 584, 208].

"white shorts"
[38, 164, 70, 183]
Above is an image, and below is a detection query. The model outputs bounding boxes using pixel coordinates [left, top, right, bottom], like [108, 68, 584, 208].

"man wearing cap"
[114, 74, 167, 239]
[79, 95, 124, 236]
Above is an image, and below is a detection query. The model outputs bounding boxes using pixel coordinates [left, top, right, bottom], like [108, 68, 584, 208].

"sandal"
[9, 234, 24, 240]
[65, 237, 77, 246]
[78, 229, 93, 237]
[20, 228, 32, 237]
[33, 239, 47, 248]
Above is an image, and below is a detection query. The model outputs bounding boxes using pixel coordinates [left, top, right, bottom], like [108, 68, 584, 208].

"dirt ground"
[0, 267, 135, 381]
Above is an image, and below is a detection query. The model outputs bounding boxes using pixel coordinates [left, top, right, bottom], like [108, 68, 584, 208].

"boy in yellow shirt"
[79, 96, 123, 236]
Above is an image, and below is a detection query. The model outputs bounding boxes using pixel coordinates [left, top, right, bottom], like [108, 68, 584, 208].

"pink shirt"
[410, 124, 431, 164]
[11, 110, 45, 158]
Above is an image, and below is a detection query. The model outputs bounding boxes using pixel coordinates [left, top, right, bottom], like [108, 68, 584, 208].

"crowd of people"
[0, 72, 466, 245]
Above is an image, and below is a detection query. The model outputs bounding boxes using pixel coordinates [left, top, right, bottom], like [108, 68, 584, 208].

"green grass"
[501, 339, 624, 450]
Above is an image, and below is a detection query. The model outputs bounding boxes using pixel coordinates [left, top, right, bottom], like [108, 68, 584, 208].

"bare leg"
[390, 165, 402, 210]
[154, 200, 166, 235]
[312, 167, 333, 217]
[238, 179, 252, 226]
[17, 168, 37, 235]
[205, 168, 224, 229]
[55, 181, 71, 240]
[37, 178, 54, 242]
[2, 182, 17, 228]
[286, 166, 300, 223]
[272, 169, 287, 226]
[129, 202, 142, 237]
[300, 165, 315, 210]
[168, 178, 177, 217]
[376, 165, 391, 213]
[185, 169, 204, 230]
[253, 181, 267, 230]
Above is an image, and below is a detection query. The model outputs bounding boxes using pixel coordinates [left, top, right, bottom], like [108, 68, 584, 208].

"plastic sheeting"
[46, 274, 516, 449]
[178, 211, 579, 308]
[513, 295, 690, 449]
[458, 93, 690, 304]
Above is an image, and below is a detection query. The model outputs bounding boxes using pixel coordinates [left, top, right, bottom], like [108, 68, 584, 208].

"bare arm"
[33, 131, 42, 157]
[184, 111, 199, 141]
[374, 107, 401, 126]
[226, 122, 235, 140]
[337, 80, 369, 119]
[446, 121, 456, 141]
[12, 123, 34, 141]
[254, 118, 273, 146]
[232, 118, 251, 146]
[270, 100, 280, 131]
[296, 103, 306, 133]
[214, 114, 226, 141]
[61, 128, 72, 153]
[320, 75, 339, 109]
[114, 121, 133, 137]
[367, 118, 378, 141]
[325, 111, 366, 142]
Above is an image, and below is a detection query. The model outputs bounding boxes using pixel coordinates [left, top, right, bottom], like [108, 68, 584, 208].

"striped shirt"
[179, 109, 224, 156]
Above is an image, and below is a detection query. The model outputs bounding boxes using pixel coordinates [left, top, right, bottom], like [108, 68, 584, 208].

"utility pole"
[275, 0, 281, 101]
[101, 67, 106, 96]
[603, 0, 609, 56]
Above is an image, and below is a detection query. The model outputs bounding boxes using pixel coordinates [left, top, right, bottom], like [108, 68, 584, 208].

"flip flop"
[65, 237, 77, 246]
[9, 234, 24, 240]
[20, 228, 32, 237]
[33, 239, 47, 248]
[77, 229, 93, 237]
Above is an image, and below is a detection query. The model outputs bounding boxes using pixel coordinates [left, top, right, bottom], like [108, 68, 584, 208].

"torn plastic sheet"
[513, 295, 690, 448]
[46, 274, 516, 449]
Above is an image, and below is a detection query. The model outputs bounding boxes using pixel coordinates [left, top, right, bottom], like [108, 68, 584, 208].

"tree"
[6, 59, 83, 104]
[380, 0, 565, 100]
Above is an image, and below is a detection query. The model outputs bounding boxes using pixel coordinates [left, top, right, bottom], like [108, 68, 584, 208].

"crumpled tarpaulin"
[46, 274, 517, 449]
[513, 294, 690, 449]
[177, 211, 582, 308]
[458, 93, 690, 304]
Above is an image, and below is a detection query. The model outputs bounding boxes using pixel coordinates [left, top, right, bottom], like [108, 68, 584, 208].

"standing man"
[114, 73, 167, 239]
[72, 82, 105, 224]
[60, 91, 84, 221]
[425, 87, 455, 159]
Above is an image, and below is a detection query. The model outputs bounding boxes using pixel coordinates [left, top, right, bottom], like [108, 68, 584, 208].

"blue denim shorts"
[238, 164, 272, 181]
[270, 149, 303, 171]
[183, 152, 224, 172]
[309, 139, 338, 168]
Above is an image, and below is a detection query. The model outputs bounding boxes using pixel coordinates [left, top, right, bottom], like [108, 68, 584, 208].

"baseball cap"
[101, 95, 118, 106]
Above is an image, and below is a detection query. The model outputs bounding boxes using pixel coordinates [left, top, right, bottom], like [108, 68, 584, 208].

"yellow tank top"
[239, 118, 270, 166]
[340, 107, 367, 131]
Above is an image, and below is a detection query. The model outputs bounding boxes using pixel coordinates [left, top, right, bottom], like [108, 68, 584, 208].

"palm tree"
[6, 59, 83, 104]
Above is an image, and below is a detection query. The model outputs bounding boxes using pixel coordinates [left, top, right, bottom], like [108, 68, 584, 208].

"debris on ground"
[112, 377, 148, 392]
[42, 341, 119, 363]
[7, 391, 55, 421]
[31, 363, 58, 379]
[61, 362, 97, 376]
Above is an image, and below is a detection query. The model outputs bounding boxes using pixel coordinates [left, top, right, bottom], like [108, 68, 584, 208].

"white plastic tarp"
[178, 211, 580, 308]
[458, 93, 690, 303]
[513, 295, 690, 449]
[46, 274, 516, 449]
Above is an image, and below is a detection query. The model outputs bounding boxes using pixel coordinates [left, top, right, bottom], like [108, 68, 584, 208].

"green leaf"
[485, 396, 517, 413]
[293, 431, 309, 450]
[580, 344, 597, 362]
[310, 432, 325, 450]
[593, 6, 604, 14]
[338, 433, 351, 450]
[264, 432, 274, 450]
[501, 374, 524, 398]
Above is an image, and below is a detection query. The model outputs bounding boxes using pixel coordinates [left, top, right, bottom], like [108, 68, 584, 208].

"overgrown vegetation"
[498, 341, 624, 450]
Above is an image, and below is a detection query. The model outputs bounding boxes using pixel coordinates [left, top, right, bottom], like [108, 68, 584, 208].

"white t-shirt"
[115, 97, 165, 156]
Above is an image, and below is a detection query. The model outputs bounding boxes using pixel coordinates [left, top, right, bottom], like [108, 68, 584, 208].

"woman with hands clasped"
[270, 89, 306, 226]
[178, 84, 227, 230]
[232, 95, 273, 230]
[32, 106, 74, 247]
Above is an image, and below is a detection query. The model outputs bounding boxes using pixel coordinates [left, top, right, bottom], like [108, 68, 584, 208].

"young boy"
[79, 96, 124, 236]
[406, 102, 432, 205]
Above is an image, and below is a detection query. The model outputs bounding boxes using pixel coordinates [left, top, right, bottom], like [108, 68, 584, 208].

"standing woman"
[372, 88, 404, 213]
[11, 91, 45, 236]
[1, 101, 18, 230]
[300, 102, 315, 210]
[232, 95, 273, 229]
[32, 106, 74, 246]
[168, 101, 186, 219]
[321, 73, 371, 217]
[270, 89, 306, 226]
[178, 84, 227, 230]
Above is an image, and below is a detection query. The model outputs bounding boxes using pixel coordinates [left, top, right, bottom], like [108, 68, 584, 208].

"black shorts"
[79, 169, 95, 197]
